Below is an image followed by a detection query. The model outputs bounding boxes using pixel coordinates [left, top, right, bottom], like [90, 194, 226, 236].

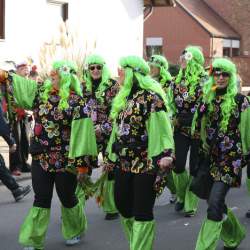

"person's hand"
[158, 157, 173, 171]
[0, 69, 8, 83]
[9, 144, 17, 153]
[95, 125, 102, 139]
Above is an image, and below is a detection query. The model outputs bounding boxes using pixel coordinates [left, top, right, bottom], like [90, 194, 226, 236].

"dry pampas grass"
[39, 19, 96, 81]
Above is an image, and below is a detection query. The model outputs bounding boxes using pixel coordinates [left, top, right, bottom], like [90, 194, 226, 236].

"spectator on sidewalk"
[0, 106, 31, 201]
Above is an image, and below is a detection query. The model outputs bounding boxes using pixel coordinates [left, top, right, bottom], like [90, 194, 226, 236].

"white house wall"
[0, 0, 144, 74]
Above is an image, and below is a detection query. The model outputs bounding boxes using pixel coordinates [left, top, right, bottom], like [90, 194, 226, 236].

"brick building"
[144, 0, 250, 86]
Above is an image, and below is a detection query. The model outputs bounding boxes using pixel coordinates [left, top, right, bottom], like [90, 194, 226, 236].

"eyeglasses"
[213, 71, 230, 78]
[89, 65, 102, 71]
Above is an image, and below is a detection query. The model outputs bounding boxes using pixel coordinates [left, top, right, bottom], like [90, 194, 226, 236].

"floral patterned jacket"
[82, 79, 120, 154]
[108, 85, 174, 175]
[169, 74, 207, 138]
[9, 73, 98, 173]
[195, 93, 250, 187]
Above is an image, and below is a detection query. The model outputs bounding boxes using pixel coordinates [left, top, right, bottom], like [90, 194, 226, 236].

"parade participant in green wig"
[169, 46, 207, 216]
[149, 54, 176, 203]
[192, 58, 250, 250]
[82, 54, 120, 220]
[0, 60, 98, 250]
[106, 55, 174, 250]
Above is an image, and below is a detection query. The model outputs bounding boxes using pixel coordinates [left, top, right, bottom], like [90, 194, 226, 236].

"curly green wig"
[40, 60, 82, 110]
[148, 55, 172, 83]
[110, 55, 168, 120]
[176, 46, 205, 96]
[83, 54, 111, 103]
[202, 58, 238, 132]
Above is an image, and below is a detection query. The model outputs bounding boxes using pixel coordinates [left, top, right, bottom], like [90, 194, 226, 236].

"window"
[0, 0, 5, 39]
[145, 37, 163, 58]
[223, 39, 240, 57]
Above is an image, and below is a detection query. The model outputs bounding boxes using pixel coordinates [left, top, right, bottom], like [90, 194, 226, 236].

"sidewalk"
[0, 137, 31, 185]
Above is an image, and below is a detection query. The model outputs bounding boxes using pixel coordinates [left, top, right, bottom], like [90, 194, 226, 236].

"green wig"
[110, 55, 169, 120]
[148, 55, 172, 83]
[202, 58, 238, 132]
[40, 60, 82, 110]
[176, 46, 205, 96]
[83, 54, 111, 103]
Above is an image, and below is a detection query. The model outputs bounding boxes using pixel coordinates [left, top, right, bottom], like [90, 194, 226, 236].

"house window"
[146, 37, 163, 58]
[0, 0, 5, 39]
[223, 39, 240, 57]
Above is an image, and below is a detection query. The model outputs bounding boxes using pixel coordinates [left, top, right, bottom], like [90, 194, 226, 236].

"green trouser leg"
[130, 220, 155, 250]
[195, 218, 222, 250]
[165, 172, 176, 194]
[61, 200, 86, 240]
[19, 206, 50, 249]
[184, 176, 199, 213]
[173, 170, 189, 203]
[102, 179, 118, 214]
[221, 209, 246, 248]
[246, 178, 250, 194]
[121, 216, 134, 243]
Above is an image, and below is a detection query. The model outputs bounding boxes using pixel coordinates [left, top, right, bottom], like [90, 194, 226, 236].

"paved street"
[0, 139, 250, 250]
[0, 172, 250, 250]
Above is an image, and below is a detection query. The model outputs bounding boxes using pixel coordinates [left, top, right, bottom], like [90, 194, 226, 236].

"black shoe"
[246, 209, 250, 218]
[185, 210, 195, 217]
[105, 213, 119, 220]
[224, 247, 237, 250]
[175, 202, 184, 212]
[21, 163, 31, 173]
[12, 185, 31, 202]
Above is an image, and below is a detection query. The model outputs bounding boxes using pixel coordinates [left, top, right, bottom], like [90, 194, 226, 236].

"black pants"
[9, 119, 29, 172]
[0, 154, 19, 191]
[207, 181, 230, 221]
[114, 169, 156, 221]
[32, 160, 78, 209]
[173, 131, 200, 176]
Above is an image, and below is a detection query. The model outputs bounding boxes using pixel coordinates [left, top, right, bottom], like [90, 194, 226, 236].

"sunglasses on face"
[213, 71, 230, 78]
[89, 65, 102, 71]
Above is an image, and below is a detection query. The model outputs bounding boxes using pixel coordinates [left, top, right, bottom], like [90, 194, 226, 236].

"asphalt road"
[0, 168, 250, 250]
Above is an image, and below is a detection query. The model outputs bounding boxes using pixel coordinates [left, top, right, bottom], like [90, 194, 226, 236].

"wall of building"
[144, 6, 211, 64]
[0, 0, 144, 75]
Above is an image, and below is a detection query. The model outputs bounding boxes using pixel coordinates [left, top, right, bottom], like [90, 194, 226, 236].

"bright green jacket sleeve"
[240, 106, 250, 155]
[12, 73, 37, 110]
[106, 122, 118, 162]
[69, 117, 98, 158]
[146, 110, 174, 158]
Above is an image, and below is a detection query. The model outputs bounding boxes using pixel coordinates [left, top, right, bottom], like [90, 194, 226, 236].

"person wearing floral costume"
[0, 60, 98, 250]
[192, 58, 250, 250]
[148, 54, 176, 203]
[81, 54, 120, 220]
[107, 56, 174, 250]
[169, 46, 207, 216]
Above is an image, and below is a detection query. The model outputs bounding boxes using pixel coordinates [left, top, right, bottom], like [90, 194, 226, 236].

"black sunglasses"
[213, 71, 230, 78]
[89, 65, 102, 71]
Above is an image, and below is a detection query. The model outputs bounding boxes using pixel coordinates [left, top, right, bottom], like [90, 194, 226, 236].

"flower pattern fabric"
[169, 75, 206, 137]
[197, 94, 250, 187]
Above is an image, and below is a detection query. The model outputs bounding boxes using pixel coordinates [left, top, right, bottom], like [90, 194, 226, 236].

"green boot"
[246, 178, 250, 194]
[121, 216, 134, 243]
[195, 218, 223, 250]
[19, 206, 50, 249]
[221, 209, 246, 248]
[184, 176, 199, 216]
[165, 171, 176, 195]
[130, 220, 155, 250]
[173, 170, 189, 210]
[102, 179, 118, 215]
[61, 200, 87, 240]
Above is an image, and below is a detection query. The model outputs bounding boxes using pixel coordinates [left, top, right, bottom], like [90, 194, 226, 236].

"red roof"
[177, 0, 240, 39]
[144, 0, 175, 6]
